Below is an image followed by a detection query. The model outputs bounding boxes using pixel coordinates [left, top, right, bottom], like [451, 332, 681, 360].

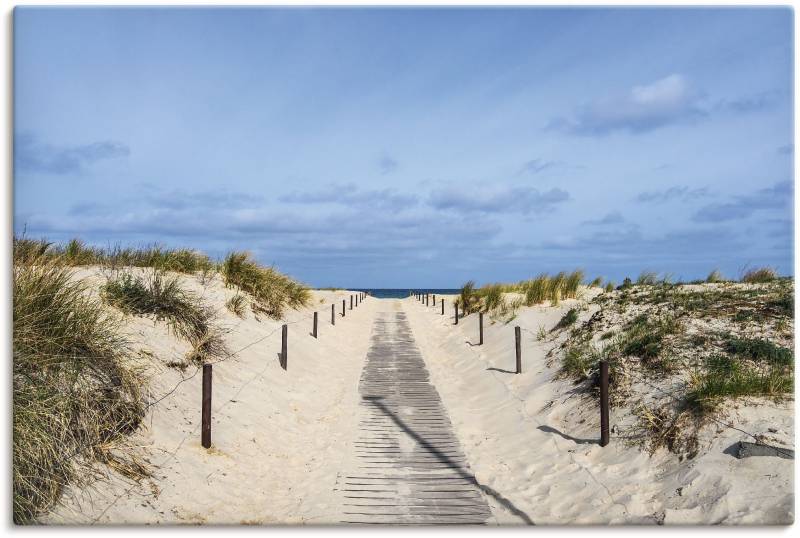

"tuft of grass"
[742, 267, 777, 283]
[616, 315, 682, 372]
[221, 252, 310, 319]
[636, 271, 659, 285]
[459, 281, 479, 314]
[225, 293, 248, 319]
[724, 336, 793, 366]
[13, 256, 144, 523]
[604, 281, 615, 293]
[554, 308, 579, 331]
[619, 277, 633, 290]
[589, 276, 603, 287]
[706, 269, 724, 283]
[686, 355, 792, 411]
[101, 270, 227, 364]
[562, 343, 595, 380]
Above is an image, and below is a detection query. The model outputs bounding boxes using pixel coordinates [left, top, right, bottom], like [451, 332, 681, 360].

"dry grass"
[15, 236, 216, 275]
[742, 267, 777, 283]
[13, 253, 144, 523]
[101, 270, 227, 364]
[221, 251, 310, 319]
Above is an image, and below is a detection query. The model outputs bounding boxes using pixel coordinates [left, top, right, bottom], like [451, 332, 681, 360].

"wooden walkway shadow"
[336, 310, 532, 525]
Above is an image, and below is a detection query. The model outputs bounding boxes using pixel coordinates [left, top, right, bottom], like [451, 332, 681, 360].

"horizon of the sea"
[348, 288, 460, 299]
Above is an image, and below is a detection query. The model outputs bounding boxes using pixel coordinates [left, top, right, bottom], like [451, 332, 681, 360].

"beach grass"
[101, 270, 227, 364]
[13, 251, 144, 523]
[221, 251, 310, 319]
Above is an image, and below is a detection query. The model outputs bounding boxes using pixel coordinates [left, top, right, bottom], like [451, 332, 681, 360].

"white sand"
[46, 269, 376, 524]
[44, 278, 793, 525]
[403, 294, 794, 525]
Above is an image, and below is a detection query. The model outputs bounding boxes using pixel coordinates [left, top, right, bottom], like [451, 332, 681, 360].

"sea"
[350, 288, 460, 299]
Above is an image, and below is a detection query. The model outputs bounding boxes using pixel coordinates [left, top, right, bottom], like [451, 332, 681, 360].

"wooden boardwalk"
[337, 309, 492, 525]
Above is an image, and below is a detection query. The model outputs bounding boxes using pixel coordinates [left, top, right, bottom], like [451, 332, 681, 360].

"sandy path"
[333, 301, 493, 524]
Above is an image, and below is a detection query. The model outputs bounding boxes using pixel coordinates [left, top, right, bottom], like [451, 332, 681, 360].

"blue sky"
[14, 7, 794, 288]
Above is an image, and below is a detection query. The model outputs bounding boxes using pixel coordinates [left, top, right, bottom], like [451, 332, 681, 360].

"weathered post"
[281, 324, 288, 370]
[441, 298, 445, 315]
[201, 363, 212, 448]
[479, 312, 484, 345]
[454, 301, 459, 325]
[355, 294, 358, 307]
[342, 299, 346, 317]
[331, 303, 335, 325]
[350, 295, 353, 310]
[433, 294, 436, 305]
[515, 326, 522, 374]
[312, 311, 318, 338]
[600, 360, 610, 447]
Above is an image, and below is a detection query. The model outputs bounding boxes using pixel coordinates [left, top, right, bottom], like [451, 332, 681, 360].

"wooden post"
[515, 326, 522, 374]
[355, 294, 358, 307]
[441, 298, 444, 315]
[281, 324, 288, 370]
[433, 294, 436, 305]
[201, 363, 212, 448]
[600, 360, 610, 447]
[350, 295, 353, 310]
[312, 311, 318, 338]
[342, 299, 346, 317]
[331, 303, 335, 325]
[479, 312, 484, 345]
[454, 301, 459, 325]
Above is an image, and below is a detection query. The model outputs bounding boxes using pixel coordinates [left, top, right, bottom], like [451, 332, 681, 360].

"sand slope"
[45, 269, 376, 524]
[403, 295, 794, 525]
[43, 277, 793, 525]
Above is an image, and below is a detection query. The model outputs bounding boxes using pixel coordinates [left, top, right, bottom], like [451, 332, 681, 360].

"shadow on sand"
[537, 425, 597, 445]
[363, 395, 535, 525]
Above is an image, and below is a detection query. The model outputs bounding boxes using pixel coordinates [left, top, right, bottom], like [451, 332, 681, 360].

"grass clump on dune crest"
[221, 251, 310, 320]
[13, 254, 144, 523]
[101, 270, 227, 364]
[741, 267, 777, 283]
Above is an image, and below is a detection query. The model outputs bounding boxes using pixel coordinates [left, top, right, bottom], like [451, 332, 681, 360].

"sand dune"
[44, 275, 793, 525]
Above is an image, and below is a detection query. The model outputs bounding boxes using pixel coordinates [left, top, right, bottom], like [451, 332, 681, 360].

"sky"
[13, 7, 794, 288]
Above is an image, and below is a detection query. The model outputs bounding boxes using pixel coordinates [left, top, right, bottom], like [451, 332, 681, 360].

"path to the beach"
[335, 304, 493, 525]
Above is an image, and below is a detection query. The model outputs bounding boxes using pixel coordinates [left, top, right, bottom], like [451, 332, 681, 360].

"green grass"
[724, 336, 793, 366]
[554, 308, 579, 330]
[221, 251, 310, 319]
[101, 270, 227, 363]
[13, 256, 144, 523]
[686, 354, 792, 411]
[706, 269, 724, 283]
[562, 343, 595, 380]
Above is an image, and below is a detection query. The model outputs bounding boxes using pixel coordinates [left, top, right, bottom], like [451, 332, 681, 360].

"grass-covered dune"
[455, 268, 793, 458]
[12, 237, 310, 523]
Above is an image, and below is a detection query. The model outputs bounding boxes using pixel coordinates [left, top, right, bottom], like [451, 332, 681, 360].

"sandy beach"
[42, 271, 793, 525]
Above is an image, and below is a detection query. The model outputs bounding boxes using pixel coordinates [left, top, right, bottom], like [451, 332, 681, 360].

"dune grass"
[101, 270, 227, 364]
[686, 354, 792, 411]
[225, 293, 248, 319]
[14, 236, 216, 275]
[742, 267, 777, 283]
[221, 251, 310, 319]
[13, 254, 144, 523]
[553, 307, 579, 331]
